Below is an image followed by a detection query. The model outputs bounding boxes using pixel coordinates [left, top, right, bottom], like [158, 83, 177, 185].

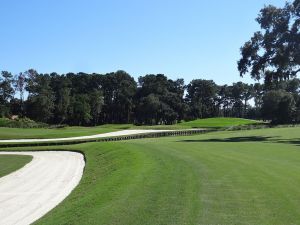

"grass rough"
[0, 155, 33, 178]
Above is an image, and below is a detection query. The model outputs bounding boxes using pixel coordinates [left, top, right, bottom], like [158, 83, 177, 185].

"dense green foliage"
[2, 70, 296, 126]
[3, 127, 300, 224]
[0, 117, 47, 128]
[262, 90, 296, 124]
[135, 75, 185, 125]
[238, 0, 300, 82]
[3, 69, 300, 125]
[0, 154, 32, 178]
[0, 71, 14, 117]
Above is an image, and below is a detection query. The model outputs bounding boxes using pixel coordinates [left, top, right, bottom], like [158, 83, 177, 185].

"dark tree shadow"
[179, 136, 277, 143]
[178, 136, 300, 147]
[275, 139, 300, 146]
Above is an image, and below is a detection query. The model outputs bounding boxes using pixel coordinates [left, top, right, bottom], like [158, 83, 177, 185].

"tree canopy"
[238, 0, 300, 83]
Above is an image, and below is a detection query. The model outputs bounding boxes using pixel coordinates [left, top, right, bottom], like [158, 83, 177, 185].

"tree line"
[1, 69, 300, 126]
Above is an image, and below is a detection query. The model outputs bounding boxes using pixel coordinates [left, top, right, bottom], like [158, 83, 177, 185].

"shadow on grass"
[178, 136, 300, 147]
[179, 136, 277, 143]
[276, 139, 300, 146]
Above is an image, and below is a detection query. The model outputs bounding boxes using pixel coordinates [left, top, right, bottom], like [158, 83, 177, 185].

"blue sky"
[0, 0, 284, 84]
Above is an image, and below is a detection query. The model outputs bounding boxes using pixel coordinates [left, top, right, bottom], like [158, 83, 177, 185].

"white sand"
[0, 151, 85, 225]
[0, 129, 172, 143]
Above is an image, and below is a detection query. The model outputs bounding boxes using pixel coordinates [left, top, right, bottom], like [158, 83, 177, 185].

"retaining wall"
[0, 129, 214, 148]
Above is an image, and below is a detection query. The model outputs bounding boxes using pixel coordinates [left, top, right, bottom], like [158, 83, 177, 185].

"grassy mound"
[180, 117, 261, 128]
[4, 126, 300, 224]
[0, 155, 32, 178]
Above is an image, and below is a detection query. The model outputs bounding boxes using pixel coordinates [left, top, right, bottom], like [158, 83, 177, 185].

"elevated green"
[4, 126, 300, 225]
[0, 155, 33, 178]
[180, 117, 261, 128]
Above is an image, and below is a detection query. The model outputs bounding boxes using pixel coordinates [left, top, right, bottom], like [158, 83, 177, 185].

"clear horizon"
[0, 0, 284, 85]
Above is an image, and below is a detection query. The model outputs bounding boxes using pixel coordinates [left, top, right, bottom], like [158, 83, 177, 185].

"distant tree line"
[1, 69, 300, 126]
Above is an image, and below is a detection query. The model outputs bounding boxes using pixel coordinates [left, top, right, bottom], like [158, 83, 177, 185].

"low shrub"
[0, 117, 48, 128]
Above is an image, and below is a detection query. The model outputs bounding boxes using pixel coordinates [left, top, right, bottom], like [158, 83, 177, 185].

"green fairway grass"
[0, 117, 260, 140]
[3, 126, 300, 225]
[0, 155, 32, 178]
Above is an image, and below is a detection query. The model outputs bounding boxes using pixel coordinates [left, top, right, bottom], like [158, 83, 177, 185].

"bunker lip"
[0, 129, 204, 143]
[0, 151, 85, 225]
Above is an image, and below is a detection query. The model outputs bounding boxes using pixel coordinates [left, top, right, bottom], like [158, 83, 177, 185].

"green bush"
[262, 90, 296, 124]
[0, 117, 48, 128]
